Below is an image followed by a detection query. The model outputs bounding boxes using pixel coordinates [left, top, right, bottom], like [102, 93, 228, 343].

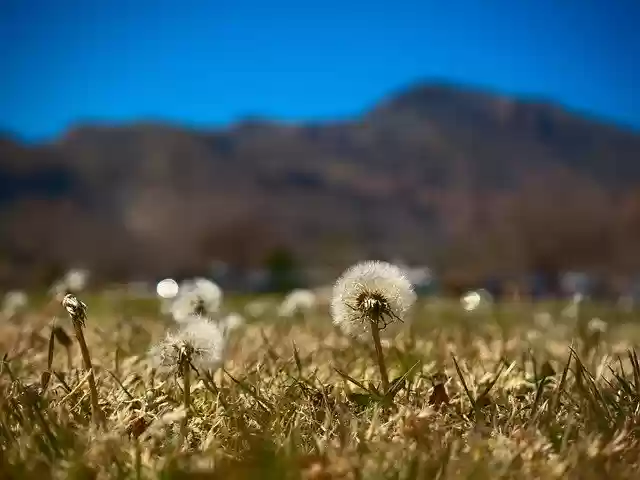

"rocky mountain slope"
[2, 83, 639, 285]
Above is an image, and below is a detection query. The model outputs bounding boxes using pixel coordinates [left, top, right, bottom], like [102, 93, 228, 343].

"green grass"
[2, 296, 640, 479]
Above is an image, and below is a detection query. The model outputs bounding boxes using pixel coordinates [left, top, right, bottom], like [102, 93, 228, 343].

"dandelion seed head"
[49, 268, 89, 301]
[561, 294, 582, 319]
[461, 291, 481, 312]
[245, 298, 272, 318]
[2, 290, 28, 319]
[460, 289, 493, 312]
[533, 311, 554, 330]
[222, 312, 245, 333]
[278, 289, 317, 318]
[331, 261, 416, 337]
[156, 278, 179, 299]
[151, 316, 225, 372]
[65, 269, 89, 292]
[170, 277, 222, 323]
[587, 317, 607, 334]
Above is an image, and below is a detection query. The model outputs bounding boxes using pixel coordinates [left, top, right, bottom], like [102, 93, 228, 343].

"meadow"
[2, 274, 640, 479]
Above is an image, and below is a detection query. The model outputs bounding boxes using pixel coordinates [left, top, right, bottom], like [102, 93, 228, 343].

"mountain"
[2, 83, 640, 287]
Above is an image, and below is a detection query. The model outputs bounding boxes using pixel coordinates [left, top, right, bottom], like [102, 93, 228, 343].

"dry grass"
[2, 296, 640, 479]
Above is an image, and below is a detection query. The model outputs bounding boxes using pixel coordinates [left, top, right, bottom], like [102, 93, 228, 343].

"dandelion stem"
[180, 355, 191, 444]
[134, 437, 141, 480]
[72, 319, 105, 427]
[31, 402, 60, 457]
[369, 315, 390, 394]
[115, 345, 121, 376]
[62, 293, 105, 427]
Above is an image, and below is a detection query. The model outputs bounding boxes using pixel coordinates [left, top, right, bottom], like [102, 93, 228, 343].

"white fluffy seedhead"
[587, 317, 607, 334]
[244, 298, 272, 318]
[278, 289, 317, 318]
[48, 268, 89, 302]
[2, 291, 28, 319]
[65, 269, 89, 292]
[151, 316, 225, 373]
[331, 261, 416, 337]
[460, 289, 493, 313]
[222, 312, 245, 333]
[170, 277, 223, 323]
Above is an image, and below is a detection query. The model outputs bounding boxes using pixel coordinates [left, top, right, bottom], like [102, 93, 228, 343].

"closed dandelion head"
[331, 261, 416, 337]
[170, 277, 222, 323]
[151, 317, 225, 373]
[62, 293, 87, 327]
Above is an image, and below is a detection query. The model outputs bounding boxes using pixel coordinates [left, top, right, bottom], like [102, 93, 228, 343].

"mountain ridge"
[1, 82, 640, 286]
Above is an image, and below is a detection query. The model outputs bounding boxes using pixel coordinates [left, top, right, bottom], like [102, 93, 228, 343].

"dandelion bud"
[62, 293, 87, 328]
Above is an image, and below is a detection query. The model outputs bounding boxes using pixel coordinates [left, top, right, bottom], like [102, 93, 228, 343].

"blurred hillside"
[2, 82, 640, 287]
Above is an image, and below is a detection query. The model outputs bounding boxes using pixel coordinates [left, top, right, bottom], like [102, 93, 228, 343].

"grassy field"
[2, 292, 640, 479]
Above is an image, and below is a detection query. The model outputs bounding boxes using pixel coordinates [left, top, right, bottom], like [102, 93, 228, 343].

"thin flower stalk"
[62, 293, 105, 427]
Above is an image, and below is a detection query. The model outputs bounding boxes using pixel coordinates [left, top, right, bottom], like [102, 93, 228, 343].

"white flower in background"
[587, 317, 607, 335]
[561, 293, 583, 319]
[156, 278, 179, 299]
[331, 261, 416, 337]
[65, 269, 89, 292]
[311, 285, 333, 306]
[526, 329, 542, 342]
[460, 289, 493, 312]
[49, 268, 90, 300]
[2, 290, 28, 319]
[533, 311, 554, 330]
[278, 289, 317, 318]
[245, 298, 272, 318]
[221, 312, 245, 334]
[170, 277, 222, 323]
[151, 316, 225, 372]
[461, 291, 481, 312]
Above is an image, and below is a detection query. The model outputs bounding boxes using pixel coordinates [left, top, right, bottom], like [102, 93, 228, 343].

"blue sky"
[1, 0, 639, 140]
